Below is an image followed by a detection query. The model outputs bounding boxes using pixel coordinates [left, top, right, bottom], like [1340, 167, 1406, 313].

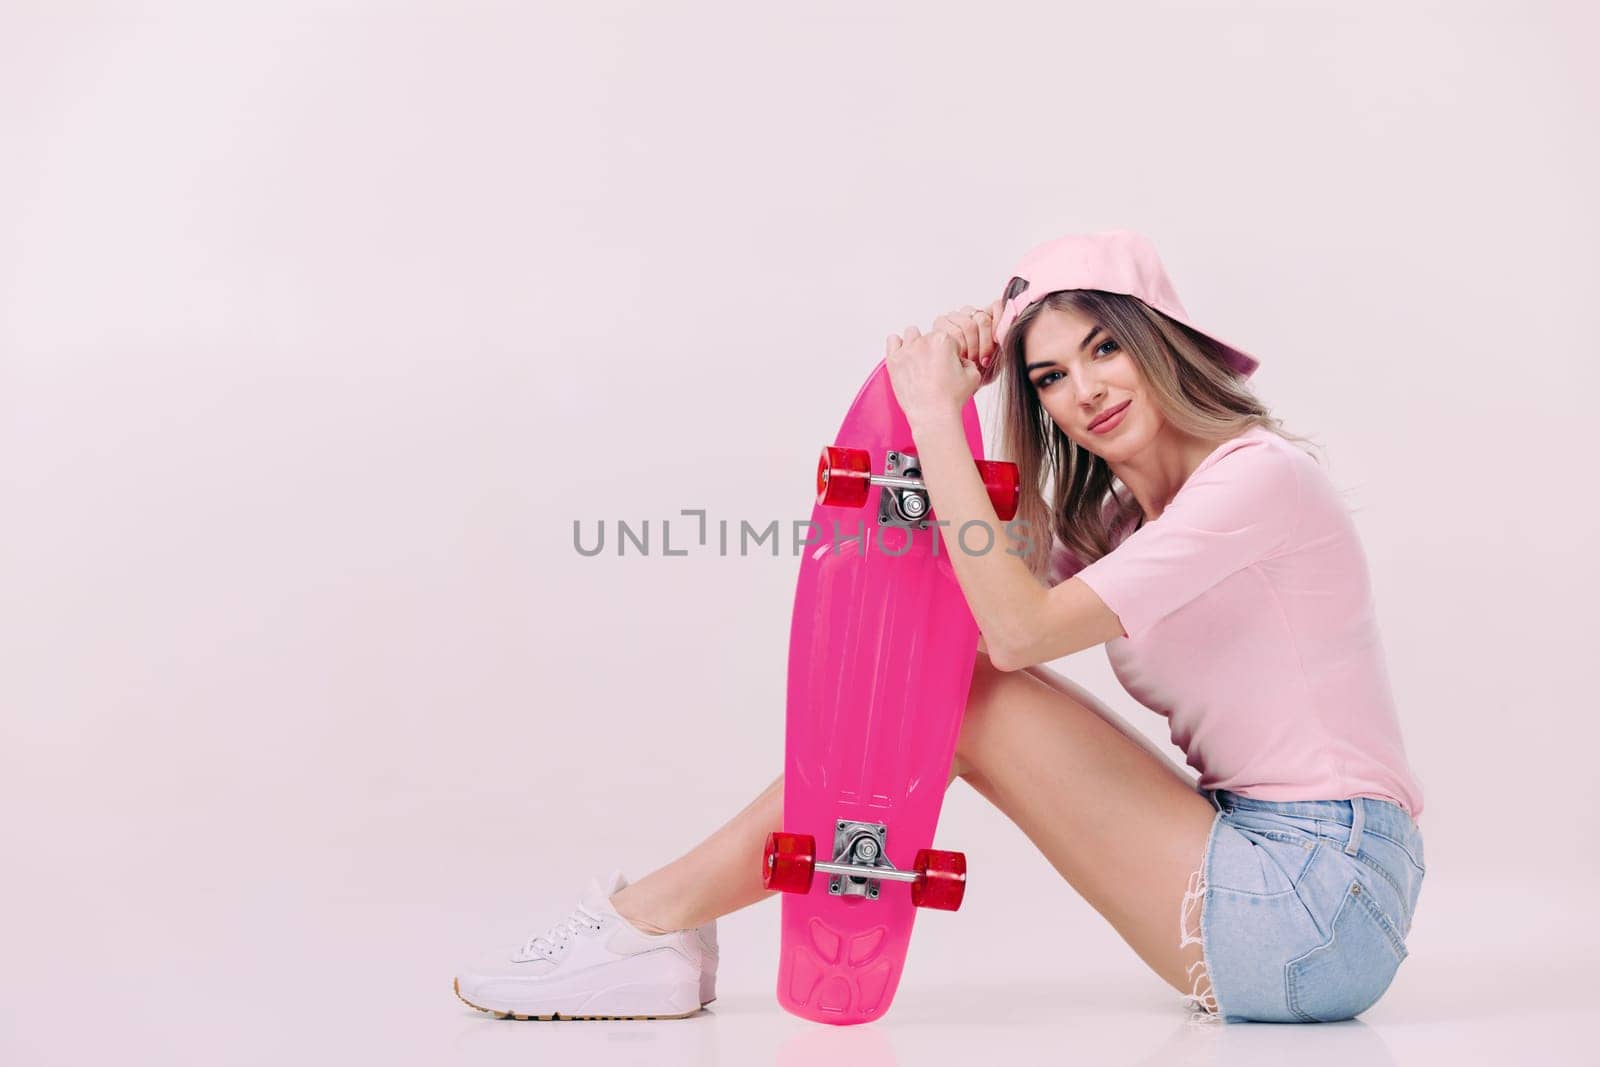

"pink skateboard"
[762, 358, 1019, 1025]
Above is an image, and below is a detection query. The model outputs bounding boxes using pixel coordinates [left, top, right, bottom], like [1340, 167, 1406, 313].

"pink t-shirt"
[1050, 425, 1425, 821]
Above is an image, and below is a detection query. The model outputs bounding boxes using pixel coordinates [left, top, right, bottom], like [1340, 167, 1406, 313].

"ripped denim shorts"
[1178, 789, 1426, 1023]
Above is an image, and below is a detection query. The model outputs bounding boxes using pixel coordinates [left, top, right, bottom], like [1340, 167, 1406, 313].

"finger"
[905, 324, 921, 341]
[972, 350, 998, 388]
[936, 311, 978, 354]
[932, 320, 967, 361]
[978, 342, 1003, 386]
[974, 307, 994, 367]
[954, 355, 978, 391]
[931, 314, 968, 360]
[949, 311, 981, 364]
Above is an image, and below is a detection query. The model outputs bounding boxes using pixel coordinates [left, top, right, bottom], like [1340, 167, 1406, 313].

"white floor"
[446, 974, 1597, 1067]
[5, 864, 1594, 1065]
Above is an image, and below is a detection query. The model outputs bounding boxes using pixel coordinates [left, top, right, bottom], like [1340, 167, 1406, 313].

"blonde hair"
[992, 288, 1323, 580]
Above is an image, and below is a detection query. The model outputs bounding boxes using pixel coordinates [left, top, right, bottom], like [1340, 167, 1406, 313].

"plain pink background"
[2, 3, 1595, 1064]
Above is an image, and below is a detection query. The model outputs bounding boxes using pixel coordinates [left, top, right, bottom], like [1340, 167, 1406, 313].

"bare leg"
[612, 652, 1217, 1008]
[951, 654, 1216, 1004]
[610, 759, 967, 934]
[610, 772, 785, 934]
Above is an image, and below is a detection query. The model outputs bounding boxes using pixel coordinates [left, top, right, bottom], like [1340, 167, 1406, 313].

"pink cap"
[991, 229, 1260, 378]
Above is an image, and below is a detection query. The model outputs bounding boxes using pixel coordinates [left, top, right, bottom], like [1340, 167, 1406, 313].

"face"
[1021, 303, 1155, 459]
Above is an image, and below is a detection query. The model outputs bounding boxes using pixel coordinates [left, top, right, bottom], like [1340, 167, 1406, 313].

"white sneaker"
[454, 870, 718, 1020]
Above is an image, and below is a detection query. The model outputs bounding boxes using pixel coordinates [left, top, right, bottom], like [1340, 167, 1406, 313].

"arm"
[912, 414, 1125, 671]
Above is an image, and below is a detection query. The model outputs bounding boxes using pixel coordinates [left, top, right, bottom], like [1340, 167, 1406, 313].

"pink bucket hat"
[991, 229, 1260, 378]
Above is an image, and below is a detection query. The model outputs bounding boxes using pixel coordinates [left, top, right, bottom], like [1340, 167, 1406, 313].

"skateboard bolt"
[852, 837, 879, 862]
[901, 493, 928, 518]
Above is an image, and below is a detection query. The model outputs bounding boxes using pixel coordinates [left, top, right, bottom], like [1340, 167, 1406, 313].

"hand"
[932, 298, 1005, 382]
[885, 323, 978, 433]
[885, 299, 1004, 431]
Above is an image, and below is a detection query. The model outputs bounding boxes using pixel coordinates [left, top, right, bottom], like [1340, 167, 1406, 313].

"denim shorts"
[1179, 788, 1427, 1023]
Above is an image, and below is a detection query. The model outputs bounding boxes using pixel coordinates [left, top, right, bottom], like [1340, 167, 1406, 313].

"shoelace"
[523, 903, 604, 959]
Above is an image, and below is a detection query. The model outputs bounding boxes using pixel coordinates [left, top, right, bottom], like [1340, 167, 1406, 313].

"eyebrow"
[1025, 325, 1104, 373]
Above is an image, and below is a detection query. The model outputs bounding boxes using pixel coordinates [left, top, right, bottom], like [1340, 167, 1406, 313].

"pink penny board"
[773, 358, 988, 1025]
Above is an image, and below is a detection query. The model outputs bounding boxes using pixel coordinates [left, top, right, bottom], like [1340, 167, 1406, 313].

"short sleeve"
[1046, 539, 1085, 586]
[1071, 437, 1302, 641]
[1043, 497, 1128, 586]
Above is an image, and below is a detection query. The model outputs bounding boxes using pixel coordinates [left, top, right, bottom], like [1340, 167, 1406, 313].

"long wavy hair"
[992, 288, 1324, 581]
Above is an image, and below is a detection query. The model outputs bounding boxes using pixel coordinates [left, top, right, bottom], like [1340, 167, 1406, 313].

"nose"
[1073, 366, 1108, 407]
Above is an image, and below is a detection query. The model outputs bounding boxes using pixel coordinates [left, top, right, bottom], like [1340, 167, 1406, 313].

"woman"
[453, 229, 1426, 1024]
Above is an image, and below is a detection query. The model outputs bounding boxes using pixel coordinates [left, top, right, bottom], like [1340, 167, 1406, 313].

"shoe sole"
[453, 977, 715, 1021]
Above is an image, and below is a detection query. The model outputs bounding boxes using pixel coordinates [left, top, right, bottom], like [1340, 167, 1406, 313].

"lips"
[1088, 400, 1130, 430]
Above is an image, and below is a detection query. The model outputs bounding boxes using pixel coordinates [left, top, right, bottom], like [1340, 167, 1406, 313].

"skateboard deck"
[763, 357, 1017, 1025]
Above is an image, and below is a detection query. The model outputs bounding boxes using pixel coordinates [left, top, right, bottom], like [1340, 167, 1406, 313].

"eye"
[1031, 341, 1119, 390]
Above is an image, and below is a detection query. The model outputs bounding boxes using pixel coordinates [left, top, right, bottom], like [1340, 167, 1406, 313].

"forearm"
[911, 413, 1045, 663]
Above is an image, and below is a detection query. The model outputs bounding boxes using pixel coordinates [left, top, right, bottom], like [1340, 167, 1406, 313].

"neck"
[1113, 426, 1235, 523]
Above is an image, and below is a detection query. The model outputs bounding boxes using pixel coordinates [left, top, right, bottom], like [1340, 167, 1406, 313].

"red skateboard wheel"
[763, 831, 817, 894]
[817, 446, 872, 508]
[911, 848, 967, 911]
[975, 460, 1021, 522]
